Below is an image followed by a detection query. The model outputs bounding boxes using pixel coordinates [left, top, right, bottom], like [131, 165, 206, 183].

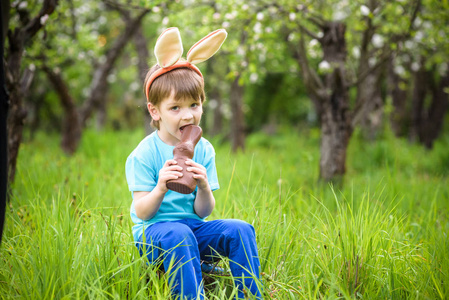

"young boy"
[125, 28, 262, 299]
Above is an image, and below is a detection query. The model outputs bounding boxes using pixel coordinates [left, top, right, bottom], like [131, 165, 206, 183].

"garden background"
[1, 0, 448, 298]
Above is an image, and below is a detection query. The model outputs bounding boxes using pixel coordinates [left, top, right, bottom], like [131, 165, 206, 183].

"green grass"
[1, 127, 448, 299]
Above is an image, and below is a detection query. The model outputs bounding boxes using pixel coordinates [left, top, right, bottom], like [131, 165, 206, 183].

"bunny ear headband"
[145, 27, 228, 101]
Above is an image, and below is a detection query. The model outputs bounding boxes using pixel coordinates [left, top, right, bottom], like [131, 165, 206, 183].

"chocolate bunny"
[166, 125, 203, 194]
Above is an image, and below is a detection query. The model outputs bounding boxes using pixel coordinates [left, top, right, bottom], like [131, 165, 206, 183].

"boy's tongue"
[179, 124, 192, 132]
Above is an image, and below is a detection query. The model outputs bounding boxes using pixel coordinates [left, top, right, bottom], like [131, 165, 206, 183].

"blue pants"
[136, 218, 262, 299]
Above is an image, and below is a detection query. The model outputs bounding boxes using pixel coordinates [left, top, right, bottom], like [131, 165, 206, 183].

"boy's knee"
[225, 219, 256, 238]
[160, 224, 197, 248]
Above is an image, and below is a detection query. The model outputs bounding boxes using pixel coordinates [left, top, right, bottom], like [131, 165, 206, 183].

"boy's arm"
[185, 160, 216, 218]
[134, 159, 183, 220]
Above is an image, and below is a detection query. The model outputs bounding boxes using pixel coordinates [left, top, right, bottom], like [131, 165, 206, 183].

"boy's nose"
[181, 111, 193, 120]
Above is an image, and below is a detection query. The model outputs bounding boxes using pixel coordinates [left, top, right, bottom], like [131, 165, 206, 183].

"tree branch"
[23, 0, 58, 41]
[79, 7, 150, 126]
[298, 23, 320, 40]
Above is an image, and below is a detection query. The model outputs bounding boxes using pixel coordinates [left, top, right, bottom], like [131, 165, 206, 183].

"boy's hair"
[144, 64, 205, 129]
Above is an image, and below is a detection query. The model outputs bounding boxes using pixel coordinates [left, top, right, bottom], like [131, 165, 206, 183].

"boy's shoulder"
[128, 132, 160, 159]
[198, 136, 215, 151]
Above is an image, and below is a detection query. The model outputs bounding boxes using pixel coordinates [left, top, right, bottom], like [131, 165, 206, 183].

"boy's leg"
[137, 221, 204, 300]
[187, 219, 262, 299]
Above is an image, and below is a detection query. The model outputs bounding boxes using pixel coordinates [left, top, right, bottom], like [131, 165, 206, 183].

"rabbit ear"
[187, 29, 227, 64]
[154, 27, 183, 68]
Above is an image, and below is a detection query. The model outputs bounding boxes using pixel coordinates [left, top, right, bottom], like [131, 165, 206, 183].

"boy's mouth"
[179, 124, 192, 132]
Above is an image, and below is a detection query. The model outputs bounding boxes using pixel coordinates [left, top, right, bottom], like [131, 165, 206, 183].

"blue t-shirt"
[125, 131, 220, 242]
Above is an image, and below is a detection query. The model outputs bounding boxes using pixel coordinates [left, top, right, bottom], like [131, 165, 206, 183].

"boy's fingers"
[165, 159, 178, 166]
[167, 165, 183, 171]
[187, 167, 205, 174]
[185, 160, 203, 167]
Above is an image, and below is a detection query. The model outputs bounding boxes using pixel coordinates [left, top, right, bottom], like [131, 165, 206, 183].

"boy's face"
[148, 91, 203, 146]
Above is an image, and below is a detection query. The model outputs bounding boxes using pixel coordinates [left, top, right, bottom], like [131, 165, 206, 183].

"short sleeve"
[125, 151, 157, 192]
[201, 141, 220, 191]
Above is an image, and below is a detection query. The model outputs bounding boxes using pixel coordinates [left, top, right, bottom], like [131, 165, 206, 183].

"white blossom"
[333, 11, 346, 21]
[414, 31, 424, 42]
[360, 5, 370, 16]
[411, 62, 420, 72]
[130, 82, 140, 92]
[162, 17, 169, 26]
[288, 33, 297, 42]
[394, 65, 405, 76]
[213, 12, 221, 20]
[18, 1, 27, 9]
[289, 12, 296, 21]
[422, 21, 432, 30]
[99, 16, 107, 25]
[317, 32, 324, 38]
[153, 6, 160, 13]
[222, 21, 230, 28]
[414, 17, 422, 27]
[309, 39, 319, 47]
[242, 4, 249, 10]
[107, 74, 116, 83]
[208, 99, 218, 110]
[250, 73, 259, 83]
[237, 46, 245, 56]
[265, 27, 273, 33]
[318, 60, 331, 71]
[352, 47, 360, 58]
[268, 6, 278, 14]
[40, 14, 49, 25]
[404, 40, 414, 50]
[253, 22, 262, 34]
[225, 13, 234, 20]
[372, 34, 384, 48]
[369, 57, 377, 67]
[256, 12, 264, 20]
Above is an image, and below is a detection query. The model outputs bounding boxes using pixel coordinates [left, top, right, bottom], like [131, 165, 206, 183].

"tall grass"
[1, 127, 448, 299]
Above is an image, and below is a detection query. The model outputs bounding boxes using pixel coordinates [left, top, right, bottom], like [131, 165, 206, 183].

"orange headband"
[145, 27, 227, 101]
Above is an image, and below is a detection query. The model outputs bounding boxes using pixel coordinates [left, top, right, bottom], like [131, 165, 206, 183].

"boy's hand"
[157, 159, 183, 193]
[185, 160, 210, 190]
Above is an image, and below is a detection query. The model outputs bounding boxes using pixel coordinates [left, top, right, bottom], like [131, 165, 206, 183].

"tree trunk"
[354, 68, 384, 140]
[319, 21, 352, 182]
[42, 65, 82, 154]
[320, 68, 352, 182]
[388, 57, 410, 137]
[132, 24, 153, 135]
[209, 89, 223, 137]
[419, 64, 449, 149]
[230, 76, 245, 152]
[409, 60, 428, 143]
[5, 0, 58, 184]
[1, 0, 9, 239]
[353, 10, 384, 140]
[6, 52, 27, 185]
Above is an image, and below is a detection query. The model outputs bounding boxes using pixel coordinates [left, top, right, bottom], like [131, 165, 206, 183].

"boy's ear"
[147, 103, 160, 121]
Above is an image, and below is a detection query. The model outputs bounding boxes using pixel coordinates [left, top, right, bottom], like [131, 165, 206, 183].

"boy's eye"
[170, 106, 179, 111]
[191, 103, 199, 108]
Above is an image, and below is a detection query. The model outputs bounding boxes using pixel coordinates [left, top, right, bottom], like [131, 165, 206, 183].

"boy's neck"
[156, 130, 178, 146]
